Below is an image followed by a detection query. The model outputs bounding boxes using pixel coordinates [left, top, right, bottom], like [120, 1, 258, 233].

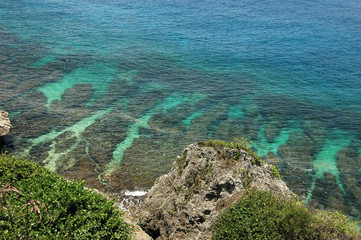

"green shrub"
[0, 154, 132, 240]
[212, 189, 360, 240]
[199, 138, 264, 165]
[270, 165, 281, 179]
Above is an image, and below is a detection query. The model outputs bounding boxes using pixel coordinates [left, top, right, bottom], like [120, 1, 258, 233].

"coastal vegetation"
[212, 189, 360, 240]
[0, 154, 132, 240]
[198, 138, 264, 166]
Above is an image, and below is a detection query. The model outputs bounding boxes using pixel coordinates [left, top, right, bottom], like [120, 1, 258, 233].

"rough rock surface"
[137, 143, 293, 240]
[123, 212, 153, 240]
[0, 111, 12, 136]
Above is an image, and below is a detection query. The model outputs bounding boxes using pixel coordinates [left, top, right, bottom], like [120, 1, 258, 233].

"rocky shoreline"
[3, 109, 357, 239]
[1, 111, 288, 239]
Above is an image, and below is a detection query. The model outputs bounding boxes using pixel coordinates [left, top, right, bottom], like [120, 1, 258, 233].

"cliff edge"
[137, 141, 292, 240]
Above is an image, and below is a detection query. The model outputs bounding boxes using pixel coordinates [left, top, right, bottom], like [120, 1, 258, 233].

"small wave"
[124, 190, 148, 197]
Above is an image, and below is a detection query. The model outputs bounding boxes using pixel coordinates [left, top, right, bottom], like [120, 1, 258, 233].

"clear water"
[1, 0, 361, 219]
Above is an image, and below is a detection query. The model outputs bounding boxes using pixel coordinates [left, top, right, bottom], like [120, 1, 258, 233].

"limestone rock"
[0, 111, 12, 136]
[123, 212, 153, 240]
[137, 143, 292, 240]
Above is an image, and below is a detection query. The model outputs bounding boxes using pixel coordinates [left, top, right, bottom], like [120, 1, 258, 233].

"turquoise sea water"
[1, 0, 361, 219]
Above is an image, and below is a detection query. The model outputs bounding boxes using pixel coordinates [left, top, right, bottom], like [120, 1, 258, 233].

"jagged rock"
[0, 111, 12, 136]
[137, 143, 292, 240]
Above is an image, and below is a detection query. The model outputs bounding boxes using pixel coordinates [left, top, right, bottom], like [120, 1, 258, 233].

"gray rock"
[137, 143, 292, 240]
[0, 111, 11, 136]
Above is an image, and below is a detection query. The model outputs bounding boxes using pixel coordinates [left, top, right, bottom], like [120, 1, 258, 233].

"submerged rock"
[336, 147, 361, 218]
[278, 131, 316, 196]
[0, 110, 11, 136]
[309, 172, 347, 213]
[265, 121, 282, 142]
[137, 143, 292, 240]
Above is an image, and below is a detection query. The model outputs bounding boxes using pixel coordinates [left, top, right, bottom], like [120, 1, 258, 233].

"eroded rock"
[137, 143, 292, 240]
[0, 111, 12, 136]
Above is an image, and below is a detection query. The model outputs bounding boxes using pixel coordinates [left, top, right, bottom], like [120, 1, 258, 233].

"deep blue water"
[1, 0, 361, 219]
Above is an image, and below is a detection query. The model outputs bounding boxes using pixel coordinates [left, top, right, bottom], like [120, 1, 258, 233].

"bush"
[212, 189, 360, 240]
[0, 154, 132, 239]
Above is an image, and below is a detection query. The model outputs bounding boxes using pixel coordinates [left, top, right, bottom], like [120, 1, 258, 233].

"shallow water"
[1, 0, 361, 219]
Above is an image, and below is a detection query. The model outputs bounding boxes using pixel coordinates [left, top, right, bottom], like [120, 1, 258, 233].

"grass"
[212, 189, 360, 240]
[0, 153, 132, 240]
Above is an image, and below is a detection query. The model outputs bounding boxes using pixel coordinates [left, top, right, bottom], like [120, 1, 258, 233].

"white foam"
[124, 190, 148, 197]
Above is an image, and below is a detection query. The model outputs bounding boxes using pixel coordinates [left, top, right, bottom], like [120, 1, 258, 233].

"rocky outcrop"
[137, 143, 292, 240]
[0, 111, 12, 136]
